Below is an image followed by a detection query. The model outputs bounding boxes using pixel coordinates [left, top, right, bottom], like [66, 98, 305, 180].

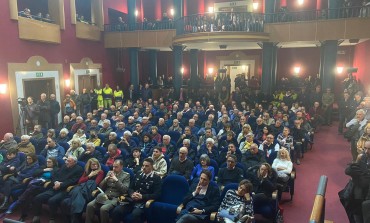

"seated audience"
[217, 154, 244, 189]
[31, 155, 84, 223]
[151, 147, 167, 178]
[125, 147, 144, 174]
[0, 133, 17, 152]
[169, 147, 194, 180]
[70, 116, 87, 134]
[17, 134, 36, 155]
[217, 179, 254, 223]
[159, 134, 176, 160]
[272, 147, 293, 182]
[102, 132, 119, 149]
[86, 130, 101, 146]
[40, 137, 65, 159]
[64, 138, 85, 160]
[190, 154, 215, 181]
[242, 143, 266, 170]
[58, 116, 72, 131]
[102, 144, 124, 169]
[78, 142, 103, 163]
[218, 142, 242, 166]
[68, 129, 87, 145]
[85, 159, 130, 223]
[176, 170, 220, 223]
[55, 128, 69, 144]
[111, 158, 162, 223]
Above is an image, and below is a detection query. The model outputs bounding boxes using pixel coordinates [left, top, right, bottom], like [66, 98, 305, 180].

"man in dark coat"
[37, 93, 51, 129]
[176, 169, 220, 223]
[49, 94, 60, 129]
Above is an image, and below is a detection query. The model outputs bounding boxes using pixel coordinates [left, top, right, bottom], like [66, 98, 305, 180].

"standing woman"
[61, 158, 104, 223]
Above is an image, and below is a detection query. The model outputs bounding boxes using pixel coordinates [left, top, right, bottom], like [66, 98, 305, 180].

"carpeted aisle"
[281, 123, 352, 223]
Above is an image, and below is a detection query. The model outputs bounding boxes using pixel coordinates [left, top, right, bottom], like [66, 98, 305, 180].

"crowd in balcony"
[18, 8, 54, 23]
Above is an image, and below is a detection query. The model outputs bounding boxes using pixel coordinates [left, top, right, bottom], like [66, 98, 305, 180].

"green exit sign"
[36, 72, 43, 77]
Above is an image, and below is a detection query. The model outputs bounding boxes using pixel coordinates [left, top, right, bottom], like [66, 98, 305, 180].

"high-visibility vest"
[102, 87, 113, 99]
[114, 90, 124, 100]
[95, 89, 103, 100]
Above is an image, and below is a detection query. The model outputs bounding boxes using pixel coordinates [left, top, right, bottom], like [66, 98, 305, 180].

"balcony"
[18, 16, 61, 44]
[76, 22, 101, 41]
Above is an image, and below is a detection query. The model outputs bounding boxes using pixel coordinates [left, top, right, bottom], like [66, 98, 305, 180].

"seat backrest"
[123, 167, 135, 183]
[77, 161, 86, 168]
[221, 183, 239, 200]
[167, 131, 181, 143]
[59, 142, 70, 151]
[210, 159, 219, 179]
[14, 136, 21, 143]
[160, 175, 189, 205]
[95, 146, 107, 156]
[37, 155, 46, 166]
[18, 152, 26, 164]
[101, 164, 110, 176]
[57, 157, 65, 167]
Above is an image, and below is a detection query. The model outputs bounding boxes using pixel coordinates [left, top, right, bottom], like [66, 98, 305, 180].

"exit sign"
[36, 72, 43, 77]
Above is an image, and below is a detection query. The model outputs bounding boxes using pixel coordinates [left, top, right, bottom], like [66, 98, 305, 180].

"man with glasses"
[169, 147, 194, 180]
[31, 155, 83, 223]
[217, 154, 244, 190]
[40, 137, 65, 159]
[111, 158, 161, 223]
[258, 134, 280, 165]
[85, 159, 130, 223]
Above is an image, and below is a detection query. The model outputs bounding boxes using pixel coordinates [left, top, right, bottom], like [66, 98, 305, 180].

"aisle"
[281, 123, 352, 223]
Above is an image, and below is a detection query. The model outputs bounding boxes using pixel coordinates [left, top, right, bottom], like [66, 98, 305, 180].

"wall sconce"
[253, 3, 259, 10]
[135, 10, 139, 17]
[297, 0, 304, 5]
[170, 8, 174, 16]
[293, 66, 301, 74]
[208, 7, 214, 13]
[180, 67, 185, 75]
[65, 79, 71, 88]
[337, 66, 344, 74]
[208, 67, 214, 74]
[0, 84, 7, 94]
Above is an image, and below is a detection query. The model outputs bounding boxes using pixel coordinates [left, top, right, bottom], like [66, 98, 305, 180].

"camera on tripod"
[17, 98, 27, 107]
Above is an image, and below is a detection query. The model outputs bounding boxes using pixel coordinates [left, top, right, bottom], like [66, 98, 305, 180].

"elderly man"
[115, 122, 130, 139]
[177, 126, 198, 146]
[160, 135, 176, 160]
[17, 134, 35, 155]
[40, 137, 65, 159]
[98, 113, 108, 126]
[103, 144, 124, 168]
[111, 158, 161, 223]
[242, 143, 266, 170]
[25, 96, 40, 133]
[0, 133, 17, 152]
[70, 116, 87, 134]
[218, 142, 242, 166]
[118, 131, 137, 154]
[98, 119, 113, 138]
[37, 93, 51, 129]
[346, 109, 368, 161]
[197, 138, 218, 163]
[78, 142, 103, 163]
[176, 170, 220, 223]
[157, 118, 168, 132]
[169, 147, 194, 180]
[86, 159, 130, 223]
[102, 132, 119, 149]
[168, 119, 183, 133]
[58, 115, 72, 131]
[31, 155, 84, 223]
[49, 94, 60, 129]
[31, 125, 43, 140]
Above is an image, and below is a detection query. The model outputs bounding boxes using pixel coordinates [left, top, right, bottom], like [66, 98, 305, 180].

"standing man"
[114, 85, 124, 107]
[49, 94, 61, 129]
[141, 83, 152, 102]
[24, 96, 40, 134]
[80, 88, 91, 116]
[37, 93, 51, 129]
[95, 85, 104, 109]
[111, 158, 162, 223]
[103, 83, 113, 108]
[338, 91, 351, 134]
[322, 88, 335, 126]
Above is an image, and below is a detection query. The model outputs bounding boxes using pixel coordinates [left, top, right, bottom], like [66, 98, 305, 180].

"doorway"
[23, 78, 56, 101]
[77, 75, 97, 94]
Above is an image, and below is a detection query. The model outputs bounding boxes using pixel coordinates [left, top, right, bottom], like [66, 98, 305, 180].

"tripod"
[15, 104, 27, 136]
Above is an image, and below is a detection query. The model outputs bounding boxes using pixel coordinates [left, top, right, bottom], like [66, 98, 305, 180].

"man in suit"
[176, 169, 220, 223]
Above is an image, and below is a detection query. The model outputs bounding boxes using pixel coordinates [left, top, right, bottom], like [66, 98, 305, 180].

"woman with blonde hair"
[237, 124, 252, 144]
[357, 122, 370, 155]
[61, 158, 104, 222]
[64, 138, 85, 160]
[272, 147, 293, 182]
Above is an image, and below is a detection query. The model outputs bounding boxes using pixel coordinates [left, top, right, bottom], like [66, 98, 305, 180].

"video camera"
[17, 98, 27, 107]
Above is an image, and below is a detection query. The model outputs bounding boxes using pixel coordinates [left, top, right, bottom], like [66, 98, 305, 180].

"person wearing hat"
[85, 159, 130, 223]
[111, 158, 162, 223]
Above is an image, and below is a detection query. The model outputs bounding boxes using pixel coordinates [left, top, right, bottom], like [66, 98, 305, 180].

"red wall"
[353, 40, 370, 88]
[0, 0, 125, 136]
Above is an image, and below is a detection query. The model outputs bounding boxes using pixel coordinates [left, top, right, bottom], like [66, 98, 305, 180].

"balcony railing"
[179, 12, 265, 34]
[105, 20, 174, 32]
[265, 5, 370, 23]
[104, 5, 370, 34]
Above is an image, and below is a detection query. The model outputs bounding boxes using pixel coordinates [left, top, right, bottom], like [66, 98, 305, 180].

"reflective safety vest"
[102, 87, 113, 99]
[114, 90, 124, 100]
[95, 89, 103, 100]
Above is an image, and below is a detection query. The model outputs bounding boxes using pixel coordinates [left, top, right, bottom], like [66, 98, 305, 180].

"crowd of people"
[0, 70, 368, 222]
